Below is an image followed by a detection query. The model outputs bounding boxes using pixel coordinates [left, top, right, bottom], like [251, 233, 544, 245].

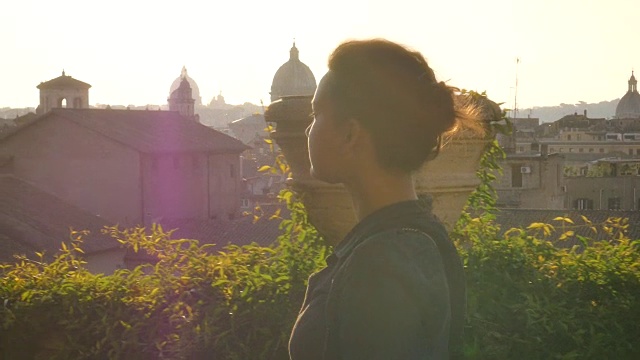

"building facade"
[495, 153, 566, 209]
[565, 158, 640, 210]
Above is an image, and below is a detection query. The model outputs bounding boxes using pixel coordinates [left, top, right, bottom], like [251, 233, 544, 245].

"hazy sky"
[2, 0, 639, 112]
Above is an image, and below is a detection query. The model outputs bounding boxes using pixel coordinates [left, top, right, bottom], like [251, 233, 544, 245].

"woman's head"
[308, 39, 476, 181]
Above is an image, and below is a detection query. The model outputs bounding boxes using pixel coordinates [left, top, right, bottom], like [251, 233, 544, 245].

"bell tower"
[168, 76, 199, 122]
[36, 70, 91, 114]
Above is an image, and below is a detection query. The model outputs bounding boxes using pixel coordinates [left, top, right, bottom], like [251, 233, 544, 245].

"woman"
[289, 39, 479, 360]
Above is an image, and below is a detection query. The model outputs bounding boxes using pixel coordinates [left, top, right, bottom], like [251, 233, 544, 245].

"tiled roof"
[1, 108, 248, 154]
[14, 112, 38, 126]
[36, 73, 91, 89]
[494, 209, 640, 247]
[0, 176, 118, 262]
[505, 153, 563, 160]
[156, 205, 290, 249]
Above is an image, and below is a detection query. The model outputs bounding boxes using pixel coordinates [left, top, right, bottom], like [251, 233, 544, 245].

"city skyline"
[2, 0, 639, 111]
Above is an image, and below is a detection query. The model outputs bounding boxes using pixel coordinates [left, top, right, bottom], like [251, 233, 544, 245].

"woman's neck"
[346, 172, 417, 222]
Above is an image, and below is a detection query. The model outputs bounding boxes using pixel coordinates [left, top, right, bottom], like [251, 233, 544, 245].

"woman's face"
[307, 72, 348, 183]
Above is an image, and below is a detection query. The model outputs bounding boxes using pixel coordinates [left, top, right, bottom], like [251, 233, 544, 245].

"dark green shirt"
[289, 200, 466, 360]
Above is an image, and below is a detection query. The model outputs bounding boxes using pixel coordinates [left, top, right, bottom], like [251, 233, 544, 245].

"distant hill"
[516, 99, 619, 123]
[0, 107, 35, 120]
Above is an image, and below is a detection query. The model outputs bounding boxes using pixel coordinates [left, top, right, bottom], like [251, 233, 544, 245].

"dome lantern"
[290, 42, 300, 61]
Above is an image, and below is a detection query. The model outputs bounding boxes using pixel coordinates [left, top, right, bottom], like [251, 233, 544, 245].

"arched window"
[57, 98, 67, 108]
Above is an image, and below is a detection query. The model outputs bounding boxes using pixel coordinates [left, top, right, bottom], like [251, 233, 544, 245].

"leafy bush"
[0, 190, 327, 360]
[460, 219, 640, 359]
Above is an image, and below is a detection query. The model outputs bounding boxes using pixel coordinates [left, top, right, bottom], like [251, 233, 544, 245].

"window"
[629, 149, 634, 155]
[600, 148, 605, 153]
[608, 197, 621, 210]
[579, 148, 584, 153]
[574, 198, 594, 210]
[518, 146, 524, 152]
[636, 149, 640, 156]
[567, 134, 572, 140]
[511, 164, 523, 188]
[569, 148, 574, 153]
[589, 148, 594, 153]
[550, 147, 556, 153]
[577, 134, 582, 141]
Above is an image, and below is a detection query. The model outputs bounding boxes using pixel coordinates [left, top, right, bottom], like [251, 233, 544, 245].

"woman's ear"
[343, 117, 360, 149]
[343, 117, 371, 156]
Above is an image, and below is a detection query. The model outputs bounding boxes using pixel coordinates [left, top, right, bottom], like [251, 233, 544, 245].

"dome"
[170, 77, 193, 100]
[170, 66, 202, 105]
[615, 71, 640, 119]
[270, 43, 317, 102]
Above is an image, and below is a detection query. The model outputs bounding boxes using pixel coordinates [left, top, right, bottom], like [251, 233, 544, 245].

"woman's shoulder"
[353, 227, 442, 258]
[341, 227, 448, 281]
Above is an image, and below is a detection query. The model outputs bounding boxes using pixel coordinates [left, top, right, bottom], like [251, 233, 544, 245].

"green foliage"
[461, 225, 640, 359]
[452, 91, 509, 244]
[0, 190, 327, 360]
[563, 165, 581, 177]
[586, 163, 613, 177]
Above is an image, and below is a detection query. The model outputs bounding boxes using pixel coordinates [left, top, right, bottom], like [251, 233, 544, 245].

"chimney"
[584, 109, 587, 117]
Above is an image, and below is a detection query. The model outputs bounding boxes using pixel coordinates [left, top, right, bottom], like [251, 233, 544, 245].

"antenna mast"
[513, 57, 520, 119]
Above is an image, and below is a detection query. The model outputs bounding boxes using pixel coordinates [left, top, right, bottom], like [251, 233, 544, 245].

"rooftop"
[37, 71, 91, 90]
[0, 176, 117, 263]
[0, 108, 248, 154]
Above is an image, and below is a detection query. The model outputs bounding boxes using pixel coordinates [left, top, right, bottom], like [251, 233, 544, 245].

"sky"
[2, 0, 639, 113]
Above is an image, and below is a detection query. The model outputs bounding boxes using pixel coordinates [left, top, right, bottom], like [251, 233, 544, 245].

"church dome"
[170, 77, 193, 100]
[270, 43, 317, 102]
[615, 71, 640, 119]
[170, 66, 202, 105]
